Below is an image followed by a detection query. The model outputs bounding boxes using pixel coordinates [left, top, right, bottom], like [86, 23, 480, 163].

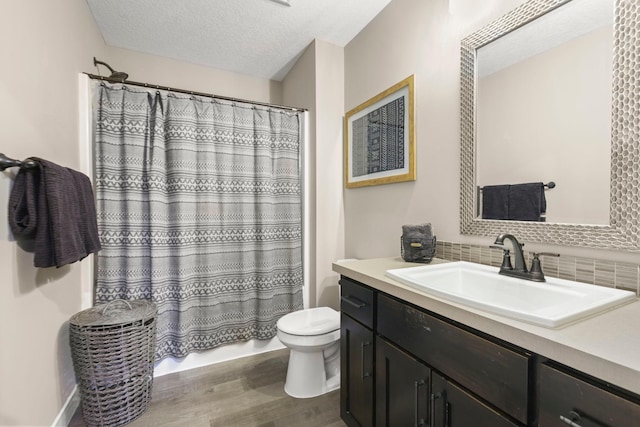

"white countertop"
[333, 257, 640, 395]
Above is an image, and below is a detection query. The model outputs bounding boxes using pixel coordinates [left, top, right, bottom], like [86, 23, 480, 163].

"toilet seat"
[277, 307, 340, 336]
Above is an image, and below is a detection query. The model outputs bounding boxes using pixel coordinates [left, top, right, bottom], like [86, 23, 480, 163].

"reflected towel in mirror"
[481, 185, 509, 220]
[481, 182, 546, 221]
[508, 182, 546, 221]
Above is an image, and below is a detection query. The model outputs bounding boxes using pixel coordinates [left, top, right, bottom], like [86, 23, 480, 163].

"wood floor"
[68, 349, 345, 427]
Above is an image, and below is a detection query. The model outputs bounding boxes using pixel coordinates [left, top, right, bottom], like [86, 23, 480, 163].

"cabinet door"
[378, 294, 531, 424]
[376, 337, 431, 427]
[431, 373, 520, 427]
[539, 363, 640, 427]
[341, 313, 374, 427]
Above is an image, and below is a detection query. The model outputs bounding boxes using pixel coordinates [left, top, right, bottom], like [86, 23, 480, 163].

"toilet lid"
[277, 307, 340, 336]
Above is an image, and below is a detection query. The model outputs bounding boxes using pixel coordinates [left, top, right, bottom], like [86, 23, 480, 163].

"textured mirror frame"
[460, 0, 640, 251]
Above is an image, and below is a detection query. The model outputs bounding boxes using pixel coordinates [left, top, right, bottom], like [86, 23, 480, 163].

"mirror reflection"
[460, 0, 640, 250]
[475, 0, 613, 225]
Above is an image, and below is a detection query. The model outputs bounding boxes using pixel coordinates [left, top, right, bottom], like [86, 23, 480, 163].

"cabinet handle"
[431, 391, 450, 427]
[360, 341, 371, 379]
[414, 380, 426, 427]
[341, 295, 366, 308]
[560, 411, 584, 427]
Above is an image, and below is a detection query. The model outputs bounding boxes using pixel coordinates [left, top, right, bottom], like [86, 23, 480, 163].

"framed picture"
[344, 75, 415, 188]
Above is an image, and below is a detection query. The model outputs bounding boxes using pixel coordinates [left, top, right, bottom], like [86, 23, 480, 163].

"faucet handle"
[490, 245, 513, 270]
[529, 252, 560, 281]
[533, 252, 560, 258]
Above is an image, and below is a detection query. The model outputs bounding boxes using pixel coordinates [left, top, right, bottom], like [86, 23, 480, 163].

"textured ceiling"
[86, 0, 392, 81]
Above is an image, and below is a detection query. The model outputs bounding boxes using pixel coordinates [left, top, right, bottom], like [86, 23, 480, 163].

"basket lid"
[69, 299, 157, 326]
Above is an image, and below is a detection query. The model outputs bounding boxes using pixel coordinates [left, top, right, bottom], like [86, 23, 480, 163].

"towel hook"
[0, 153, 38, 172]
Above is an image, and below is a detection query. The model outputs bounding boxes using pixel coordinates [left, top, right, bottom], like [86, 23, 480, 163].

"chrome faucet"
[492, 233, 559, 282]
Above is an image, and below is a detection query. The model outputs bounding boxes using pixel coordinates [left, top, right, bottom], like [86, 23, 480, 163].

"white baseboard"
[153, 337, 286, 377]
[51, 385, 80, 427]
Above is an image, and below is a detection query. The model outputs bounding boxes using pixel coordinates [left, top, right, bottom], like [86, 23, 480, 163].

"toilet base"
[283, 347, 340, 398]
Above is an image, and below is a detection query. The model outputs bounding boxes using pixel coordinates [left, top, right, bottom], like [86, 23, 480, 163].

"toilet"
[276, 307, 341, 398]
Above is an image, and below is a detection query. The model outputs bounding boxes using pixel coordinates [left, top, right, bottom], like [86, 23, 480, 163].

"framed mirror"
[459, 0, 640, 251]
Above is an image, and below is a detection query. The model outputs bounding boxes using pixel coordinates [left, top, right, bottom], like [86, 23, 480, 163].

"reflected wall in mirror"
[477, 0, 612, 224]
[460, 0, 640, 250]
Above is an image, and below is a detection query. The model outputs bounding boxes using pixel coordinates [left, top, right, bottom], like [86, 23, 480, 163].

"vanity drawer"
[340, 277, 374, 328]
[377, 294, 531, 425]
[539, 363, 640, 427]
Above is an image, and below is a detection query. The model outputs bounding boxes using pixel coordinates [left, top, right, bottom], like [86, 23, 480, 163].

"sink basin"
[385, 261, 636, 328]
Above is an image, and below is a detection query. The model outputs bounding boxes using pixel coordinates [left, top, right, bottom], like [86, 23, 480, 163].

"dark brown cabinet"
[339, 274, 640, 427]
[340, 276, 375, 426]
[377, 294, 531, 425]
[376, 337, 431, 427]
[341, 307, 374, 426]
[539, 363, 640, 427]
[431, 372, 520, 427]
[340, 277, 374, 328]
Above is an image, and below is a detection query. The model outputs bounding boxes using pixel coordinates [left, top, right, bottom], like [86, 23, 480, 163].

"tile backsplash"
[435, 241, 640, 295]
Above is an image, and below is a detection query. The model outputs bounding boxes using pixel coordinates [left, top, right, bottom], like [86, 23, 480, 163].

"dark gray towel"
[481, 185, 510, 220]
[508, 182, 546, 221]
[8, 158, 101, 268]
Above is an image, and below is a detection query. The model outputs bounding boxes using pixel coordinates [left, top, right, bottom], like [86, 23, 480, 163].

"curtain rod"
[84, 73, 308, 113]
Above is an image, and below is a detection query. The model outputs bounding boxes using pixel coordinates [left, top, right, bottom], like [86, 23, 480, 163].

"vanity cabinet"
[538, 363, 640, 427]
[341, 314, 374, 427]
[431, 372, 519, 427]
[377, 294, 532, 425]
[340, 277, 375, 427]
[375, 337, 431, 426]
[340, 276, 530, 426]
[339, 274, 640, 427]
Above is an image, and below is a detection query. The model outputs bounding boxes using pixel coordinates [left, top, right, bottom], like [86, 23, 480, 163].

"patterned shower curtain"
[93, 82, 303, 360]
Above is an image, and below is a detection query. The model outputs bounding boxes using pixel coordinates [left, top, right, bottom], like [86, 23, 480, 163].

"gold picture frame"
[344, 75, 415, 188]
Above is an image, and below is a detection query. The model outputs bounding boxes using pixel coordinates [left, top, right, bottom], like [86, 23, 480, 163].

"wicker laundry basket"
[69, 299, 158, 427]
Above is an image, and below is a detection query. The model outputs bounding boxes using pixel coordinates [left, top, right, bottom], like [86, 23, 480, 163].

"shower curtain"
[93, 82, 303, 360]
